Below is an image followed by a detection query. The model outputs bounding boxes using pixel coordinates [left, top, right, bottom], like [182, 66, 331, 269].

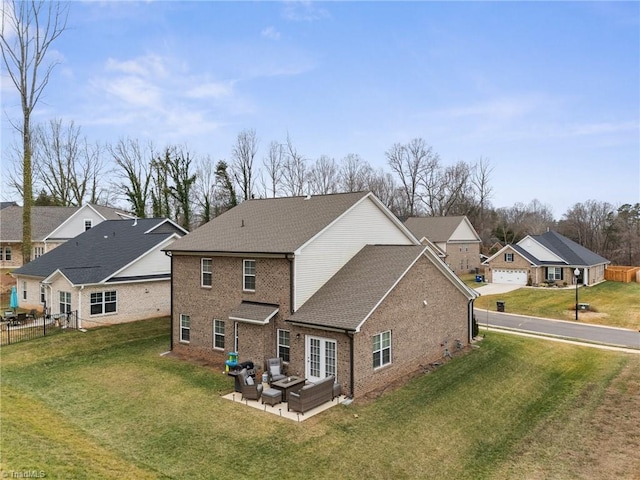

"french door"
[306, 336, 337, 383]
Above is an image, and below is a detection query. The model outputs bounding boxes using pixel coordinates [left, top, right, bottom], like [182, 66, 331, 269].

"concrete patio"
[222, 388, 347, 422]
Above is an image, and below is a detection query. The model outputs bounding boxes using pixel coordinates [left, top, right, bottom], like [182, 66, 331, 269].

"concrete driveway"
[474, 283, 523, 295]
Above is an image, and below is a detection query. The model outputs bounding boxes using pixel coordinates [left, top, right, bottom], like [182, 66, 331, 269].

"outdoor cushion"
[246, 376, 254, 385]
[270, 365, 280, 376]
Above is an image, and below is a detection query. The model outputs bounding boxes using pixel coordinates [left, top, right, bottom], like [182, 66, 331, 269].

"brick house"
[404, 216, 482, 274]
[483, 230, 610, 286]
[167, 192, 478, 399]
[12, 218, 186, 327]
[1, 203, 133, 269]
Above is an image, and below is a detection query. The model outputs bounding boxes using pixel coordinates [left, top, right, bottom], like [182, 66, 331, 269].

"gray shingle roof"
[533, 230, 609, 266]
[13, 218, 182, 285]
[404, 216, 476, 243]
[287, 245, 428, 331]
[0, 204, 130, 242]
[229, 302, 279, 325]
[1, 205, 78, 241]
[167, 191, 370, 254]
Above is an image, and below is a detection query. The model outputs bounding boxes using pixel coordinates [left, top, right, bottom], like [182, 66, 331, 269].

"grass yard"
[475, 281, 640, 330]
[1, 318, 639, 479]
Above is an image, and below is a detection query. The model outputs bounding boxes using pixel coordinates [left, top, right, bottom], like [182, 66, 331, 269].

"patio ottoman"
[262, 388, 282, 406]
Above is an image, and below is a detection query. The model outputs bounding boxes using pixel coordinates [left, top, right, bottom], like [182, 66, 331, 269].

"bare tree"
[468, 157, 494, 242]
[109, 138, 152, 218]
[194, 155, 217, 225]
[33, 119, 108, 206]
[309, 155, 339, 195]
[387, 138, 436, 217]
[559, 200, 617, 257]
[262, 141, 285, 198]
[281, 135, 307, 197]
[215, 160, 237, 214]
[338, 154, 372, 192]
[231, 128, 258, 201]
[367, 169, 403, 217]
[165, 145, 197, 230]
[1, 0, 68, 262]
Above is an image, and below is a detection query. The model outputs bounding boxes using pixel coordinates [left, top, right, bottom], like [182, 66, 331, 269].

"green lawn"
[2, 318, 638, 479]
[475, 281, 640, 330]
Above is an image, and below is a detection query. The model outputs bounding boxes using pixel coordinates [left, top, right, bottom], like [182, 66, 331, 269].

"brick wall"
[445, 242, 481, 274]
[171, 254, 292, 370]
[352, 255, 469, 398]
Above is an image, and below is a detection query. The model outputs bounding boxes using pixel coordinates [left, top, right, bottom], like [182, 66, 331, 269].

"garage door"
[493, 269, 527, 285]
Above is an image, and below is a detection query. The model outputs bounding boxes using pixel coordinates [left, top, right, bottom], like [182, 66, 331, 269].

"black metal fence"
[0, 311, 78, 346]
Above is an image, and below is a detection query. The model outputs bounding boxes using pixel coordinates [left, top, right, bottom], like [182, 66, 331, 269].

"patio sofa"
[287, 375, 336, 414]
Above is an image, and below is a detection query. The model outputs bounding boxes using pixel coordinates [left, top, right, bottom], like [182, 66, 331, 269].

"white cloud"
[185, 81, 234, 99]
[282, 1, 330, 21]
[261, 26, 281, 40]
[105, 54, 168, 78]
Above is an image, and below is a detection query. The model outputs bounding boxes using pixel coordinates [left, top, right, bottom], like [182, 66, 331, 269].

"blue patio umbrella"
[9, 285, 18, 312]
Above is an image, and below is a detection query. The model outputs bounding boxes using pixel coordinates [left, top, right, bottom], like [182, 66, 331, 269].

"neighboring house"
[483, 230, 610, 286]
[12, 218, 187, 328]
[0, 204, 133, 269]
[404, 216, 482, 274]
[166, 192, 478, 399]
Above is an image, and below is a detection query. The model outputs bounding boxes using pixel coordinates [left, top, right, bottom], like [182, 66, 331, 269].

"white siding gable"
[450, 220, 480, 242]
[294, 197, 414, 310]
[518, 237, 564, 263]
[111, 236, 177, 279]
[48, 205, 106, 240]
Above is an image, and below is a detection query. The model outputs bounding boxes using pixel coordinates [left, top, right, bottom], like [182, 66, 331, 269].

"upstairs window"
[201, 258, 213, 287]
[505, 253, 514, 263]
[2, 247, 12, 261]
[33, 246, 44, 258]
[243, 259, 256, 291]
[84, 219, 93, 231]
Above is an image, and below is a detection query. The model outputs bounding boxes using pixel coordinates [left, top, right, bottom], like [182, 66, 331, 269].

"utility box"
[496, 301, 505, 312]
[578, 303, 590, 311]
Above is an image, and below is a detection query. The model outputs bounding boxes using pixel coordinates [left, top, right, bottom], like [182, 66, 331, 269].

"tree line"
[7, 120, 640, 266]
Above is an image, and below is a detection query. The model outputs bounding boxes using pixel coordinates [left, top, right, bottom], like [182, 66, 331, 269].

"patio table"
[271, 376, 306, 402]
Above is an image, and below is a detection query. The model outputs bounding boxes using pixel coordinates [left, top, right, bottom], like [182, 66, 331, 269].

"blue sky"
[1, 1, 638, 218]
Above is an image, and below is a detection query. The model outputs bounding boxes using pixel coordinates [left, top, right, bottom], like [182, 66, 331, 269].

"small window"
[373, 330, 392, 369]
[201, 258, 213, 287]
[21, 281, 27, 300]
[3, 247, 12, 261]
[243, 259, 256, 291]
[84, 219, 93, 231]
[505, 253, 514, 263]
[180, 314, 191, 343]
[546, 267, 563, 281]
[213, 319, 225, 349]
[33, 246, 44, 258]
[40, 284, 46, 304]
[278, 329, 290, 362]
[59, 291, 71, 314]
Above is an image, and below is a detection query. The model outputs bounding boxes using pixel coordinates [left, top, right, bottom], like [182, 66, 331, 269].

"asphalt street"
[474, 308, 640, 351]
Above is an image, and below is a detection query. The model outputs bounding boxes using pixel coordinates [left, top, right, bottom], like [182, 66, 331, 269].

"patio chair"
[266, 357, 287, 385]
[238, 368, 263, 401]
[16, 313, 27, 324]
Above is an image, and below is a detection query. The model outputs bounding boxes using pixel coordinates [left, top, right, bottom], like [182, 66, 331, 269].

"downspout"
[286, 254, 294, 314]
[348, 331, 355, 399]
[169, 252, 174, 350]
[78, 285, 84, 329]
[468, 298, 474, 343]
